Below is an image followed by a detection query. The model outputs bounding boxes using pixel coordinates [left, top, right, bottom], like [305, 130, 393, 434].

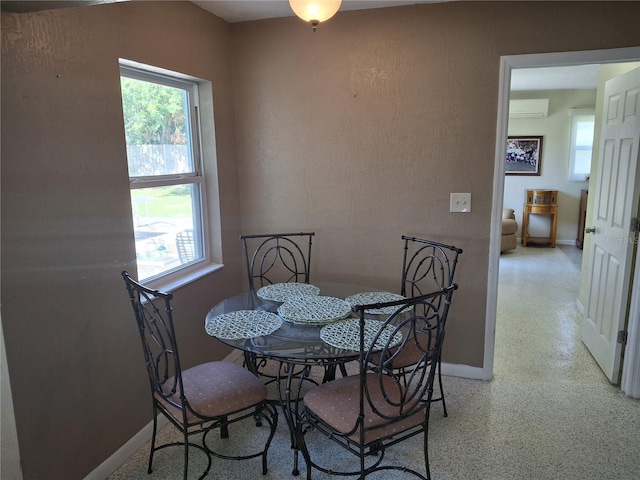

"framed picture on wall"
[505, 136, 543, 176]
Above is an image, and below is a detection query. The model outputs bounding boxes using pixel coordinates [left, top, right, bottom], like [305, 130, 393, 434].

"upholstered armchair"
[501, 208, 518, 252]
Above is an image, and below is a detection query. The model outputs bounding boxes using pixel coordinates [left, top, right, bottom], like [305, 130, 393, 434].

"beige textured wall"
[1, 1, 640, 479]
[1, 2, 241, 479]
[231, 1, 640, 367]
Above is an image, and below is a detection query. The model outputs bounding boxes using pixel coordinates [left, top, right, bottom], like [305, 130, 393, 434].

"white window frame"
[120, 62, 212, 286]
[568, 112, 595, 182]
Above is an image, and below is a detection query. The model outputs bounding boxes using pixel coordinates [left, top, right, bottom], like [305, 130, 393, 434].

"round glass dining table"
[204, 281, 391, 475]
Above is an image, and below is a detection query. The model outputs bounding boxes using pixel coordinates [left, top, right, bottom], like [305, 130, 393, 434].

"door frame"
[485, 47, 640, 391]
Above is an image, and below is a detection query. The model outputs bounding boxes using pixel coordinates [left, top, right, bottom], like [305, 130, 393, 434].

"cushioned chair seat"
[304, 373, 426, 444]
[157, 362, 267, 424]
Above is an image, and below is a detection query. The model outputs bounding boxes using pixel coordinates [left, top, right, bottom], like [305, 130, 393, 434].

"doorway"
[485, 46, 640, 395]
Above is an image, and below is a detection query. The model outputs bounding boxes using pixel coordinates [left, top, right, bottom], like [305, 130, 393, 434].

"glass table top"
[205, 282, 394, 362]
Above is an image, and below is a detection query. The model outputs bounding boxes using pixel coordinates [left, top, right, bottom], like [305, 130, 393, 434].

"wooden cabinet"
[522, 189, 558, 247]
[577, 189, 588, 249]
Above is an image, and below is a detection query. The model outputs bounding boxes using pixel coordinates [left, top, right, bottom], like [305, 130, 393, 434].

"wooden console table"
[522, 189, 558, 247]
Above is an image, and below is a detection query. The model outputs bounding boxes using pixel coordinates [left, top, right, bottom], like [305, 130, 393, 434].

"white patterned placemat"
[320, 318, 403, 351]
[277, 296, 351, 325]
[345, 291, 407, 315]
[256, 282, 320, 302]
[205, 310, 282, 340]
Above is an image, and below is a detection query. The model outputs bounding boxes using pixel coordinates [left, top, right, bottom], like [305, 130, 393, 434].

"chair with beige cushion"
[122, 271, 278, 480]
[501, 208, 518, 252]
[300, 286, 457, 480]
[398, 235, 463, 417]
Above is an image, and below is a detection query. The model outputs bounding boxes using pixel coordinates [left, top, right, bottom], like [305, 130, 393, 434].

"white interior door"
[582, 67, 640, 384]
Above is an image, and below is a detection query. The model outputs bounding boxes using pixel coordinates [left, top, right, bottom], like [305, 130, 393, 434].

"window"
[568, 113, 595, 181]
[120, 64, 207, 282]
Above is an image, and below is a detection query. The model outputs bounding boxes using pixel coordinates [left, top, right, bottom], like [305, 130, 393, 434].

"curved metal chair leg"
[437, 357, 447, 417]
[148, 410, 158, 474]
[183, 431, 189, 480]
[424, 423, 432, 480]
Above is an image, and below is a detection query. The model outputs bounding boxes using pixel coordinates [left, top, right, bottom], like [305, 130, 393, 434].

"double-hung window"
[568, 113, 595, 181]
[120, 64, 207, 282]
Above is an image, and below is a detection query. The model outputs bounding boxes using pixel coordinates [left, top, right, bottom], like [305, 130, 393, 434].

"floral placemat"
[320, 318, 403, 351]
[345, 291, 407, 315]
[277, 296, 351, 325]
[205, 310, 282, 340]
[256, 282, 320, 302]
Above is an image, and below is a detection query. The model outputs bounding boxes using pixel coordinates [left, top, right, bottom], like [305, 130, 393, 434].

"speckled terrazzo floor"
[109, 245, 640, 479]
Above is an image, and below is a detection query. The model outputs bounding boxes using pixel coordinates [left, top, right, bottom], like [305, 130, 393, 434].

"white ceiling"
[511, 64, 600, 91]
[191, 0, 440, 23]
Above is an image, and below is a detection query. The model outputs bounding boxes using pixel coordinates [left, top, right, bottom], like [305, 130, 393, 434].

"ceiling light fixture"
[289, 0, 342, 31]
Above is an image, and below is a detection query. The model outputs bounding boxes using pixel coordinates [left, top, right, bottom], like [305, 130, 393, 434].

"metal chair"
[240, 232, 314, 290]
[121, 271, 278, 480]
[300, 287, 457, 480]
[398, 236, 463, 416]
[176, 229, 196, 264]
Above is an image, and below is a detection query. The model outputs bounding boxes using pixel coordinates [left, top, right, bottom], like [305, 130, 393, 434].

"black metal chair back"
[122, 271, 186, 411]
[240, 232, 314, 290]
[301, 286, 457, 480]
[362, 287, 455, 417]
[401, 235, 463, 297]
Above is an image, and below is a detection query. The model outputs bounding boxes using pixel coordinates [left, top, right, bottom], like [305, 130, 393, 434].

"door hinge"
[617, 330, 628, 345]
[631, 217, 640, 233]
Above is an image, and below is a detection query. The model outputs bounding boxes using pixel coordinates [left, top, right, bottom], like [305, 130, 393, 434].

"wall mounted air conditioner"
[509, 99, 549, 118]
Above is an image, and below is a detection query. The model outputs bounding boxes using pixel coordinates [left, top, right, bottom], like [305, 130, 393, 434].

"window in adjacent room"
[120, 64, 208, 282]
[568, 112, 595, 181]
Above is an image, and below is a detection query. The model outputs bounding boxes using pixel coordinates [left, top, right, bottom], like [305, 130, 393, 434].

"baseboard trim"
[518, 239, 579, 247]
[441, 362, 487, 380]
[555, 239, 579, 246]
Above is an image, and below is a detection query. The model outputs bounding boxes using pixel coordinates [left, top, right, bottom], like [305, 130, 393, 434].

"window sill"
[151, 263, 224, 293]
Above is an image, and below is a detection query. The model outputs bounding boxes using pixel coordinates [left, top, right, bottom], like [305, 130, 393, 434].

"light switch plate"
[450, 193, 471, 213]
